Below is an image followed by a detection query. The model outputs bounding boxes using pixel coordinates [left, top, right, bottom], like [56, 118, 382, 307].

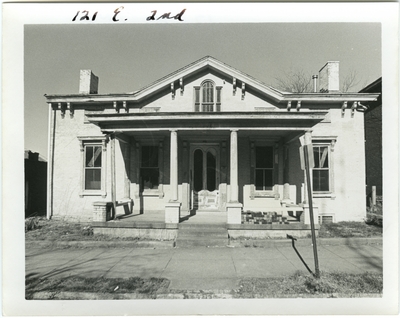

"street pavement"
[25, 242, 382, 291]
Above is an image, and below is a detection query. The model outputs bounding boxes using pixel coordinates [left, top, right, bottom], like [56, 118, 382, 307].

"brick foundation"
[93, 202, 112, 222]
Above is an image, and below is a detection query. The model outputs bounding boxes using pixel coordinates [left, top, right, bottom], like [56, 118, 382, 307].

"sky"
[24, 23, 381, 157]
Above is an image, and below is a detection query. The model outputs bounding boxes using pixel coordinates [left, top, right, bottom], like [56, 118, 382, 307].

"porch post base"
[227, 202, 243, 224]
[300, 204, 319, 225]
[93, 202, 113, 222]
[165, 201, 181, 223]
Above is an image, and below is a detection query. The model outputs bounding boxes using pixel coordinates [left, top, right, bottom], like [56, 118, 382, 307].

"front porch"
[91, 208, 318, 241]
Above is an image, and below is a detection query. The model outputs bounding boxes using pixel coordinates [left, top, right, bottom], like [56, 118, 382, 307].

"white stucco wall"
[311, 108, 366, 221]
[51, 109, 112, 221]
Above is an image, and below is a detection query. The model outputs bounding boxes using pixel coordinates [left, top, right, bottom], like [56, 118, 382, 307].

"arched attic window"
[194, 80, 222, 112]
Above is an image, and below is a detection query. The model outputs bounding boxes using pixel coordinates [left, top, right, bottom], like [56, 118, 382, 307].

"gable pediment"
[134, 56, 284, 103]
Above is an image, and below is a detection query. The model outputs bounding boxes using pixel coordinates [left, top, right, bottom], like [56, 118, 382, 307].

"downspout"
[46, 103, 56, 219]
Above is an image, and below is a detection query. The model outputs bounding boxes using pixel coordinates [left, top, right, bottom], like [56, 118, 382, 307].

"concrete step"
[179, 223, 226, 229]
[176, 238, 229, 248]
[177, 231, 228, 238]
[176, 226, 229, 248]
[195, 210, 224, 213]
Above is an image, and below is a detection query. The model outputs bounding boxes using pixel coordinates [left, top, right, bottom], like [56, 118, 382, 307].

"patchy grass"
[26, 276, 170, 299]
[235, 271, 382, 297]
[27, 219, 382, 243]
[26, 272, 382, 299]
[25, 218, 141, 242]
[319, 221, 382, 238]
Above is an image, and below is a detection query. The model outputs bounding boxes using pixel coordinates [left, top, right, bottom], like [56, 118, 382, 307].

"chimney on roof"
[312, 75, 318, 93]
[79, 70, 99, 94]
[318, 61, 339, 93]
[28, 151, 39, 161]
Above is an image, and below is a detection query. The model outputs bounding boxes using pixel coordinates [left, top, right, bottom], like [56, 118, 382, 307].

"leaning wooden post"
[111, 136, 116, 219]
[303, 144, 320, 278]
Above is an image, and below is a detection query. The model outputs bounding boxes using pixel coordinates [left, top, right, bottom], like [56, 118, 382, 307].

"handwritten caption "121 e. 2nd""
[72, 7, 186, 22]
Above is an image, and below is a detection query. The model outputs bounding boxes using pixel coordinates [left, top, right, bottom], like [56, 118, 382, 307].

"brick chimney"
[79, 70, 99, 94]
[28, 151, 39, 161]
[319, 61, 339, 93]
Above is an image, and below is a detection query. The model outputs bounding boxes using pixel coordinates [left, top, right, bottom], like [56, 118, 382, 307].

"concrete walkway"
[26, 243, 382, 291]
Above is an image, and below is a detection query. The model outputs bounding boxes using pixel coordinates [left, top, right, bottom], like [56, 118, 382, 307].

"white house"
[44, 56, 379, 238]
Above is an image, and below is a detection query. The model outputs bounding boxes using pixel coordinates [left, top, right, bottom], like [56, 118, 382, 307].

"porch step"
[176, 225, 229, 248]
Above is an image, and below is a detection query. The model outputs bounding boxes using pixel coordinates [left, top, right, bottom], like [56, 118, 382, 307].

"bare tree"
[341, 69, 361, 92]
[274, 68, 313, 93]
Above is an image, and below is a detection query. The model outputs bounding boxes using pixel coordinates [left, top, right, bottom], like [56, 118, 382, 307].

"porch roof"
[85, 110, 328, 131]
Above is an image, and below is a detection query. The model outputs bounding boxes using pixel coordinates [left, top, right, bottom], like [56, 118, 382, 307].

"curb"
[26, 240, 175, 249]
[28, 290, 382, 300]
[228, 237, 382, 248]
[25, 237, 381, 249]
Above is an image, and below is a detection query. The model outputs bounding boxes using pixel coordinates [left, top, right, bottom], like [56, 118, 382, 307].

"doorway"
[190, 144, 221, 211]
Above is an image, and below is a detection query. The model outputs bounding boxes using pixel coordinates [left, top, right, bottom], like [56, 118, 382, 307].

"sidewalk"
[26, 241, 382, 291]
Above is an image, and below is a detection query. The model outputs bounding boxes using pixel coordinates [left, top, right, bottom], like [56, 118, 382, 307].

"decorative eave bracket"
[67, 102, 74, 118]
[171, 82, 175, 100]
[241, 82, 245, 100]
[287, 101, 292, 111]
[341, 101, 348, 118]
[58, 103, 66, 118]
[233, 78, 236, 96]
[122, 101, 128, 113]
[296, 101, 301, 111]
[351, 101, 357, 118]
[179, 78, 184, 96]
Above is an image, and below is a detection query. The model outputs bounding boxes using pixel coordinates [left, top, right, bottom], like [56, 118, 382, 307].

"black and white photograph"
[2, 2, 399, 316]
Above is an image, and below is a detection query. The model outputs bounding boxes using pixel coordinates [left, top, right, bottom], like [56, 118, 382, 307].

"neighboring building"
[359, 78, 382, 205]
[44, 57, 379, 231]
[25, 150, 47, 217]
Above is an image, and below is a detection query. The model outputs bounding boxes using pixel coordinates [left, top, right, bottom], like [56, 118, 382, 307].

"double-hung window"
[140, 145, 159, 191]
[311, 137, 336, 197]
[255, 146, 274, 191]
[78, 136, 107, 197]
[85, 145, 102, 190]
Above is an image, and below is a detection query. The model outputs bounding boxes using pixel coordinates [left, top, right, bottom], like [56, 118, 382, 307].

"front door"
[190, 144, 220, 211]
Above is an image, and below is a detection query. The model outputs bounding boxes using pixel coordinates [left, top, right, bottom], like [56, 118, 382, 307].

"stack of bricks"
[241, 211, 290, 225]
[93, 202, 112, 222]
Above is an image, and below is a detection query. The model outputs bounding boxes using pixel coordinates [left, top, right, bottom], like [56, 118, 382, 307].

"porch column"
[165, 129, 181, 223]
[170, 129, 178, 201]
[230, 129, 239, 202]
[227, 129, 242, 224]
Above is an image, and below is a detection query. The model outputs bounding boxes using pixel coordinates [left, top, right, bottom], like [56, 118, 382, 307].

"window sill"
[80, 190, 106, 198]
[142, 189, 162, 197]
[253, 191, 277, 198]
[313, 192, 336, 199]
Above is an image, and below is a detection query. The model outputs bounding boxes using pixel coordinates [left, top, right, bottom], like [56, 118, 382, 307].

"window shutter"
[216, 86, 222, 112]
[194, 86, 200, 112]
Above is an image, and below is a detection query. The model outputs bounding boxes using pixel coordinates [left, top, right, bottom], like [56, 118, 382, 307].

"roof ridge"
[134, 56, 215, 94]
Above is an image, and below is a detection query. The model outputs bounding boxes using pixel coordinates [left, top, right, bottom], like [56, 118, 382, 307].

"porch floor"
[114, 211, 228, 225]
[116, 211, 165, 223]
